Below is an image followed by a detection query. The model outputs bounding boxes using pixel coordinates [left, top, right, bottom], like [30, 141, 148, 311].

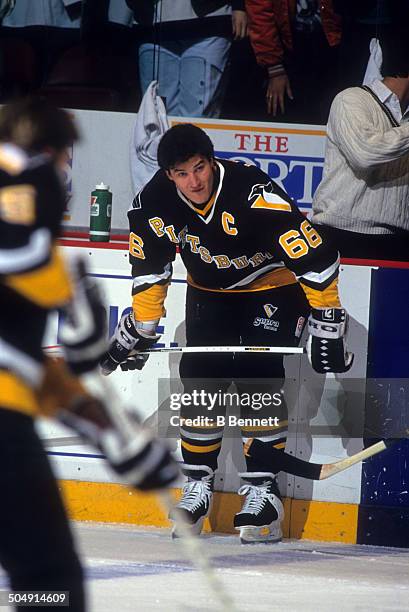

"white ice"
[1, 522, 409, 611]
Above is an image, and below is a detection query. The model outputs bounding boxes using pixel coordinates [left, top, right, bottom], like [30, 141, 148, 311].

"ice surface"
[1, 522, 408, 611]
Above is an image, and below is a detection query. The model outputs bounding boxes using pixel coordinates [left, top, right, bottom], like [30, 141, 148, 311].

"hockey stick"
[44, 344, 305, 356]
[159, 490, 237, 612]
[318, 437, 405, 479]
[141, 345, 305, 355]
[82, 371, 237, 612]
[245, 433, 408, 481]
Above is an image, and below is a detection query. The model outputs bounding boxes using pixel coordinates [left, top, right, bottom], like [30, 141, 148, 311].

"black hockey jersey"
[0, 143, 72, 416]
[128, 159, 341, 321]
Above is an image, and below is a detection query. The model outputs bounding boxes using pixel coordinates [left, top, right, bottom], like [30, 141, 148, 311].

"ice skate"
[169, 465, 214, 538]
[234, 472, 284, 544]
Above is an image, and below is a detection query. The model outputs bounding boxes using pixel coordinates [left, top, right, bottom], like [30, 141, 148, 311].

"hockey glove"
[307, 308, 354, 374]
[39, 358, 179, 491]
[60, 395, 179, 490]
[60, 258, 108, 375]
[100, 313, 160, 375]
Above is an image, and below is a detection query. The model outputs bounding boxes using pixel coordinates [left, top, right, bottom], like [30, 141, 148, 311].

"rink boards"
[61, 110, 326, 232]
[39, 244, 409, 547]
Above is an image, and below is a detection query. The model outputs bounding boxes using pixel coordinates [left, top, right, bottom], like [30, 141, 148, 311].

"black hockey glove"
[59, 394, 179, 491]
[100, 313, 160, 376]
[60, 258, 108, 375]
[307, 308, 354, 374]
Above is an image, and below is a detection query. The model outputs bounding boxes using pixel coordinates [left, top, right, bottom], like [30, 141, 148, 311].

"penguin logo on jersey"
[263, 304, 278, 318]
[248, 182, 292, 212]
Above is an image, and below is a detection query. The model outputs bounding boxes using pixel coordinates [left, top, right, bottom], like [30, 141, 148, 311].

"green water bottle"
[89, 182, 112, 242]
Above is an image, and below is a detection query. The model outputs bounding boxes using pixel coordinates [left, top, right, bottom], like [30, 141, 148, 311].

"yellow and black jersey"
[0, 143, 72, 416]
[128, 158, 341, 322]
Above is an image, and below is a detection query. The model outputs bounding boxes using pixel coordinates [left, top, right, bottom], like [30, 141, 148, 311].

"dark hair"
[0, 96, 79, 153]
[157, 123, 214, 170]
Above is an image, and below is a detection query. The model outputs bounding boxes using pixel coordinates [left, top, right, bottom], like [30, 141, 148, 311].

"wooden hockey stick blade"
[141, 345, 305, 355]
[320, 429, 409, 479]
[246, 436, 404, 481]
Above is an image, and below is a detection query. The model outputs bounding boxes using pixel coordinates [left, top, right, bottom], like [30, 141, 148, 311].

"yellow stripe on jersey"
[245, 268, 296, 291]
[132, 282, 170, 321]
[300, 277, 341, 309]
[187, 191, 217, 217]
[5, 246, 72, 308]
[0, 371, 38, 416]
[187, 267, 297, 293]
[181, 440, 222, 453]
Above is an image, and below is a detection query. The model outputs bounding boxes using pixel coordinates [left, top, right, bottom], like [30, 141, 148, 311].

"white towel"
[130, 80, 169, 194]
[363, 38, 383, 85]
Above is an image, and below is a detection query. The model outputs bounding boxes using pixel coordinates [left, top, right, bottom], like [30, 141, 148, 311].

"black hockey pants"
[179, 284, 310, 473]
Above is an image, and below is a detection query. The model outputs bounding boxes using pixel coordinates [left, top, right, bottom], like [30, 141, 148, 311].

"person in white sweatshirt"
[311, 31, 409, 262]
[127, 0, 247, 118]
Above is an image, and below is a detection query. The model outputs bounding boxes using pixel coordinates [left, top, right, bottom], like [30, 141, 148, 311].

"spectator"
[335, 0, 409, 91]
[311, 31, 409, 261]
[1, 0, 82, 87]
[127, 0, 247, 117]
[245, 0, 341, 124]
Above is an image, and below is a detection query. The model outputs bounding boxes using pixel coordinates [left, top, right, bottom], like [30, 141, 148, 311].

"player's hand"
[307, 308, 354, 374]
[232, 10, 248, 39]
[100, 313, 160, 375]
[60, 258, 108, 375]
[266, 73, 293, 115]
[59, 395, 179, 491]
[100, 425, 179, 491]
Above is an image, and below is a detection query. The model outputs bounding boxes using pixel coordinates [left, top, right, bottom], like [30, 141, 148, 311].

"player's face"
[166, 155, 215, 205]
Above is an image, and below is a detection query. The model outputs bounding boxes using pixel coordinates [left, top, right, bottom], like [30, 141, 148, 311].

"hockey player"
[101, 123, 353, 544]
[0, 97, 179, 611]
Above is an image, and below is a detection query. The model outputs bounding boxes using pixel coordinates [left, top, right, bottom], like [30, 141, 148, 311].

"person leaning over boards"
[101, 123, 354, 545]
[311, 31, 409, 261]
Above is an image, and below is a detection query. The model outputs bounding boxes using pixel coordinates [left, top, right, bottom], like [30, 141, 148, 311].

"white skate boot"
[169, 464, 214, 538]
[234, 472, 284, 544]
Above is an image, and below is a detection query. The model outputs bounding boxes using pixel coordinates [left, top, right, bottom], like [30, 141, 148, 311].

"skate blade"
[171, 516, 205, 539]
[236, 524, 282, 544]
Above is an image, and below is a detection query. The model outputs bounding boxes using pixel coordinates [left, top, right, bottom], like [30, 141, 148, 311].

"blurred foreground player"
[101, 124, 353, 543]
[0, 98, 178, 611]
